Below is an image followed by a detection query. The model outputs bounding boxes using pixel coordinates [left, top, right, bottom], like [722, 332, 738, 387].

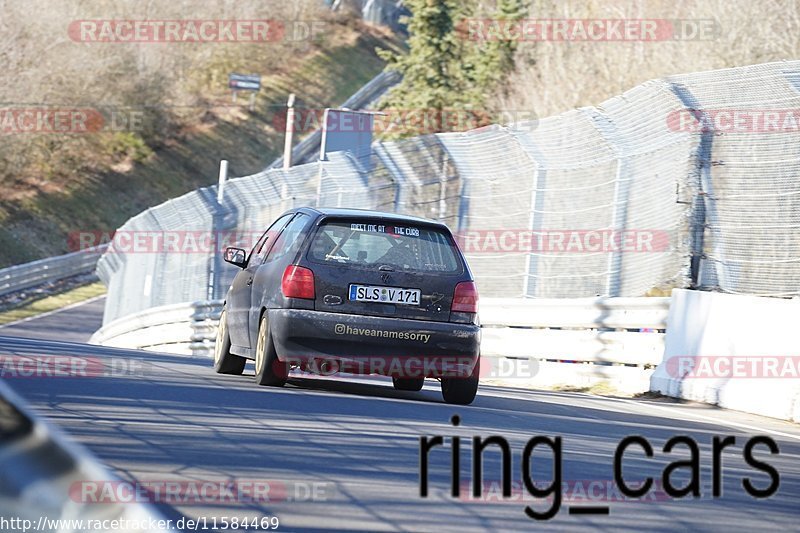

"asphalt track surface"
[2, 332, 799, 532]
[0, 295, 105, 343]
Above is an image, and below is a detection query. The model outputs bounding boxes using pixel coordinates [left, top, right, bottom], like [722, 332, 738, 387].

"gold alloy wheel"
[255, 319, 266, 376]
[214, 311, 226, 365]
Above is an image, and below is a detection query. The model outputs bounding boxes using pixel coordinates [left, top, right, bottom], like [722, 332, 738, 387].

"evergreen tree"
[471, 0, 529, 89]
[378, 0, 528, 138]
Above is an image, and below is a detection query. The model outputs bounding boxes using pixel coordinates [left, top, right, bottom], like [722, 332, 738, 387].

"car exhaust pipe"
[318, 360, 334, 375]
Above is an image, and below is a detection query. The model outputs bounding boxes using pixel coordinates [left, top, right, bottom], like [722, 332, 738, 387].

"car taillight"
[282, 265, 315, 299]
[452, 281, 478, 313]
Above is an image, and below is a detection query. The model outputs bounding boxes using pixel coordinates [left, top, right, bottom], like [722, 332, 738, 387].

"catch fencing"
[97, 60, 800, 324]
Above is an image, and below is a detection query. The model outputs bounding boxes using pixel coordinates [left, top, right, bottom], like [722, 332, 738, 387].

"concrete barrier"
[650, 289, 800, 423]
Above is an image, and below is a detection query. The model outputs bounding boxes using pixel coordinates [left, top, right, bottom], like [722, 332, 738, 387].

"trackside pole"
[217, 160, 229, 204]
[284, 93, 296, 171]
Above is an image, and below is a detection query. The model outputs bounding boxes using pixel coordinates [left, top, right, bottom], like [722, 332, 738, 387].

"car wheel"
[392, 377, 425, 392]
[441, 357, 479, 405]
[213, 309, 246, 375]
[254, 315, 287, 387]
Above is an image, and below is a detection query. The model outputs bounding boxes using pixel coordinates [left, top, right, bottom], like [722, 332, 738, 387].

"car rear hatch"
[304, 217, 467, 322]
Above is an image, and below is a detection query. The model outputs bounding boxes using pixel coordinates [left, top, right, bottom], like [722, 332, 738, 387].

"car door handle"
[246, 277, 253, 286]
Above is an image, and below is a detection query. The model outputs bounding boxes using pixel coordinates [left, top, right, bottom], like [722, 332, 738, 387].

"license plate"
[349, 284, 421, 306]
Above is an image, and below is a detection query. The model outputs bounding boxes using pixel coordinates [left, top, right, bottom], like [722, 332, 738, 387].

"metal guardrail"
[267, 70, 402, 170]
[90, 300, 223, 356]
[0, 379, 168, 531]
[479, 297, 669, 365]
[0, 245, 108, 297]
[90, 296, 669, 393]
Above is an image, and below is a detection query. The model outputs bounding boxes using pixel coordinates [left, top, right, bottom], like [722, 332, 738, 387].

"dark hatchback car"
[213, 207, 481, 404]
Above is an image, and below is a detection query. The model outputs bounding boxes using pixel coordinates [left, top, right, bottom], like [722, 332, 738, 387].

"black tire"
[254, 315, 287, 387]
[213, 309, 246, 375]
[392, 377, 425, 392]
[441, 357, 480, 405]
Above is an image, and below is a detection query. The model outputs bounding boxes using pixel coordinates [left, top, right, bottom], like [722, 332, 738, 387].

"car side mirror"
[224, 247, 247, 268]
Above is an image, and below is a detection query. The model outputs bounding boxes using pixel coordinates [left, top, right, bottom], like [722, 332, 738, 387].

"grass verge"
[0, 26, 402, 268]
[550, 382, 627, 397]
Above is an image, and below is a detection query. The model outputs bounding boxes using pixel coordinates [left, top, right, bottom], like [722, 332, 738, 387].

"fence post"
[580, 108, 632, 297]
[506, 127, 547, 298]
[217, 160, 229, 205]
[280, 181, 290, 212]
[438, 155, 447, 220]
[669, 83, 722, 289]
[316, 109, 331, 207]
[212, 159, 231, 300]
[283, 94, 296, 170]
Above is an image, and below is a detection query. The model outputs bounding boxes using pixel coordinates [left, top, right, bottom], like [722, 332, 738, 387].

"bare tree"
[498, 0, 800, 118]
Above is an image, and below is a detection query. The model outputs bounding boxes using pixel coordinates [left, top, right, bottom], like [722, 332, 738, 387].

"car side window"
[265, 213, 309, 263]
[247, 213, 293, 267]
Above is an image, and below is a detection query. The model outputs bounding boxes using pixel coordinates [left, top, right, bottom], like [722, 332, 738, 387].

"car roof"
[297, 207, 448, 228]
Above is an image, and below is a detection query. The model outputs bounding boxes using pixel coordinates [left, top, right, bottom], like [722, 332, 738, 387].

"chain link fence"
[97, 60, 800, 324]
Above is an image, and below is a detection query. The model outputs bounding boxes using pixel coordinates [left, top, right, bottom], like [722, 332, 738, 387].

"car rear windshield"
[308, 220, 462, 273]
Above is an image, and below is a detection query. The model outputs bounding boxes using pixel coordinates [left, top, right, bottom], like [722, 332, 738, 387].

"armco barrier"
[651, 289, 800, 423]
[90, 297, 669, 393]
[480, 297, 668, 393]
[0, 245, 107, 297]
[0, 379, 168, 530]
[89, 299, 223, 356]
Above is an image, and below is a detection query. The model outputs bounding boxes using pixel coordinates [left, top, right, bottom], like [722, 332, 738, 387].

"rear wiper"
[378, 264, 395, 272]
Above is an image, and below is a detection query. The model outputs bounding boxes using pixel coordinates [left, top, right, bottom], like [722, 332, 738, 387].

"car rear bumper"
[268, 308, 480, 378]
